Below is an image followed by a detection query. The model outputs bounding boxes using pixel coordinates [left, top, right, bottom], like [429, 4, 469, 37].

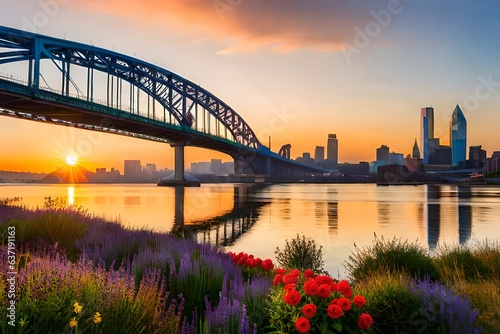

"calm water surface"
[1, 183, 499, 277]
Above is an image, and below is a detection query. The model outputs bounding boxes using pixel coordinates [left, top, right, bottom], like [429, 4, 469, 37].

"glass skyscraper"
[421, 107, 434, 164]
[450, 105, 467, 167]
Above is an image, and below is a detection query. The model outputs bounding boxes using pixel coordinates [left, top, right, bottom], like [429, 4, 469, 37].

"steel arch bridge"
[0, 25, 326, 180]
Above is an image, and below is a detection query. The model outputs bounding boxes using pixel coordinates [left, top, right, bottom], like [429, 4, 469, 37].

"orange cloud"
[73, 0, 375, 53]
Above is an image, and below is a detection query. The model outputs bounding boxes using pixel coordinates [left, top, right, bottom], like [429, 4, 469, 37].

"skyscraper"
[326, 134, 338, 168]
[412, 139, 420, 159]
[450, 105, 467, 167]
[421, 107, 434, 164]
[314, 146, 325, 165]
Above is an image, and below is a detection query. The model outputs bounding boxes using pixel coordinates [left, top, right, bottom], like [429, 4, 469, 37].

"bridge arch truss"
[0, 26, 261, 149]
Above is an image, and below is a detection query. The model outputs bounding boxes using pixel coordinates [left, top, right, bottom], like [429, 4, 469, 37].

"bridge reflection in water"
[172, 184, 268, 247]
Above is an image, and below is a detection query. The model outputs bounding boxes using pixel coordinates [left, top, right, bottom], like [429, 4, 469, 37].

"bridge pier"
[157, 142, 200, 187]
[174, 143, 185, 181]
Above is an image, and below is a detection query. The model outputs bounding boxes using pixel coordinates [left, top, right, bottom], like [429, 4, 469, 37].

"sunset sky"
[1, 0, 500, 173]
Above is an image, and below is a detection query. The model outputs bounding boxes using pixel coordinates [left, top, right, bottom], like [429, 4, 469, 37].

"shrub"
[275, 234, 325, 273]
[345, 235, 439, 282]
[354, 272, 422, 333]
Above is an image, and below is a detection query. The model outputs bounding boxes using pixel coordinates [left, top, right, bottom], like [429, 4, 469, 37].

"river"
[1, 183, 499, 277]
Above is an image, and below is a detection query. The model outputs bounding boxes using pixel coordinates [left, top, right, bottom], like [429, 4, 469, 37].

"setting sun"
[65, 155, 78, 166]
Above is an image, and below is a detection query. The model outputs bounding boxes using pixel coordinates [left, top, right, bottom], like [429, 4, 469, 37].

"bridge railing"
[0, 72, 244, 147]
[0, 72, 129, 111]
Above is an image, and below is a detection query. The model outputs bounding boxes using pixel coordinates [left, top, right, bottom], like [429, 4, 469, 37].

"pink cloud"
[73, 0, 376, 53]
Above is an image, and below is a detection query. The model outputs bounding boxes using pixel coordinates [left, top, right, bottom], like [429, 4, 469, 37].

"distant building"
[421, 107, 434, 164]
[405, 155, 422, 172]
[412, 139, 420, 159]
[483, 154, 500, 173]
[314, 146, 325, 165]
[326, 134, 338, 168]
[429, 145, 452, 166]
[389, 152, 405, 166]
[296, 152, 315, 166]
[211, 159, 223, 175]
[338, 162, 369, 175]
[469, 145, 486, 169]
[222, 162, 234, 174]
[451, 105, 467, 167]
[376, 145, 390, 166]
[124, 160, 142, 181]
[191, 162, 211, 174]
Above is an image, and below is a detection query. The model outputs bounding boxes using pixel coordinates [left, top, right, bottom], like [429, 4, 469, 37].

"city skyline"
[1, 1, 500, 173]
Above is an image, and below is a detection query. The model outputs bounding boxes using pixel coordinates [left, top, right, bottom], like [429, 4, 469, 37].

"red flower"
[337, 280, 353, 298]
[295, 317, 311, 333]
[337, 298, 351, 311]
[261, 259, 274, 271]
[317, 284, 331, 298]
[303, 279, 319, 296]
[275, 268, 287, 274]
[284, 283, 296, 292]
[251, 258, 262, 268]
[358, 313, 373, 331]
[283, 273, 299, 284]
[353, 295, 366, 308]
[327, 304, 343, 319]
[303, 269, 315, 278]
[315, 275, 334, 286]
[329, 298, 338, 305]
[283, 289, 301, 306]
[244, 258, 253, 267]
[273, 274, 284, 286]
[290, 269, 301, 276]
[301, 303, 317, 318]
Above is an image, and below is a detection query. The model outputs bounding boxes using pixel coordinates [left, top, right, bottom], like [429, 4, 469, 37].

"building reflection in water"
[426, 185, 441, 251]
[457, 186, 472, 245]
[172, 184, 268, 247]
[327, 187, 338, 234]
[425, 185, 473, 251]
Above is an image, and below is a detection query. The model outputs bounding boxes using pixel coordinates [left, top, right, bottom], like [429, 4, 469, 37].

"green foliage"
[345, 235, 439, 282]
[275, 234, 325, 273]
[434, 241, 500, 332]
[355, 273, 422, 333]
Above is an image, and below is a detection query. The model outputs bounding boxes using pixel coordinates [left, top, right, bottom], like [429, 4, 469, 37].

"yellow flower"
[19, 318, 27, 327]
[93, 312, 102, 324]
[73, 301, 83, 314]
[69, 317, 78, 328]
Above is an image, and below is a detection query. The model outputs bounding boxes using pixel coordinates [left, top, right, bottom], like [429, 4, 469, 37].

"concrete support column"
[174, 142, 185, 181]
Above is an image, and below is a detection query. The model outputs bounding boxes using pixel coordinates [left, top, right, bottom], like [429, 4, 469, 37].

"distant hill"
[40, 165, 96, 183]
[0, 170, 48, 183]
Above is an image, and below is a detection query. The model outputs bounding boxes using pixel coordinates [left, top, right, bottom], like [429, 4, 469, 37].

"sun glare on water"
[65, 155, 78, 166]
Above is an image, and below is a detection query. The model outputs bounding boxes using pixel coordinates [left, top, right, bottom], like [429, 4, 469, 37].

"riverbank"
[0, 200, 498, 333]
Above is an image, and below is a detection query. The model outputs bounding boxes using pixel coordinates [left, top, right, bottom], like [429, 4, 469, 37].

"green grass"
[345, 235, 439, 283]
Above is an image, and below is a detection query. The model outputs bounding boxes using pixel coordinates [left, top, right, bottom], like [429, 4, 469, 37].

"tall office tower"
[124, 160, 142, 181]
[376, 145, 390, 166]
[412, 139, 420, 159]
[326, 134, 338, 168]
[450, 105, 467, 167]
[314, 146, 325, 165]
[421, 107, 434, 164]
